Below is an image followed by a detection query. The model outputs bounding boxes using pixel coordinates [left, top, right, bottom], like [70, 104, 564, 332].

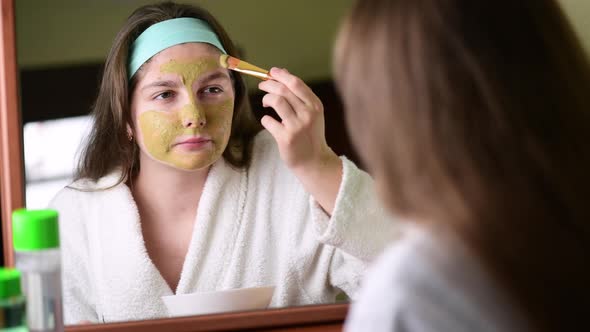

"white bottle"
[12, 209, 63, 332]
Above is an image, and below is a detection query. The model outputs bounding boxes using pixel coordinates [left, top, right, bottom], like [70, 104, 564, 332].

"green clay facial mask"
[138, 58, 234, 170]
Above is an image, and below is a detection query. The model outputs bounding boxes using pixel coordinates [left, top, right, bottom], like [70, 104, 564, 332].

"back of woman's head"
[335, 0, 590, 330]
[76, 1, 260, 184]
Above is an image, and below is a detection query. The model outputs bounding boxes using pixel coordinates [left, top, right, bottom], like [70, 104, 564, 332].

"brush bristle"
[218, 55, 270, 80]
[219, 55, 241, 69]
[219, 54, 229, 68]
[227, 56, 240, 69]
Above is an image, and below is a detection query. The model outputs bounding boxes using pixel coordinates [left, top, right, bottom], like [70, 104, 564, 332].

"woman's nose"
[181, 104, 206, 128]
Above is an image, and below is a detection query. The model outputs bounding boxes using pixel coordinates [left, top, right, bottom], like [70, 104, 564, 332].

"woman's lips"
[174, 137, 212, 150]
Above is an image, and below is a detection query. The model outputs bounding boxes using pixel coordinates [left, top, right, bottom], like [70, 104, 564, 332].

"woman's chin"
[166, 154, 221, 172]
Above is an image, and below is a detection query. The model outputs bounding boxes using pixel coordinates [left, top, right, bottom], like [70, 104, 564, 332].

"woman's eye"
[202, 86, 223, 95]
[155, 91, 174, 100]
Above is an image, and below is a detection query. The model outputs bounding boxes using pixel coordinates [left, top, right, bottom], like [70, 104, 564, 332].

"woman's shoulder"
[249, 129, 285, 170]
[69, 170, 125, 190]
[49, 170, 133, 238]
[346, 226, 524, 332]
[252, 129, 278, 156]
[345, 228, 443, 329]
[49, 170, 126, 211]
[362, 226, 435, 287]
[246, 129, 308, 200]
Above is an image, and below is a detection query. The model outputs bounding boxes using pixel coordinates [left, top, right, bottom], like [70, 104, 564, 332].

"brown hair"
[335, 0, 590, 330]
[75, 1, 261, 184]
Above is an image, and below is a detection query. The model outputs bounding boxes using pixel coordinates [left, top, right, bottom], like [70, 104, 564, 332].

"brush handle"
[232, 67, 272, 80]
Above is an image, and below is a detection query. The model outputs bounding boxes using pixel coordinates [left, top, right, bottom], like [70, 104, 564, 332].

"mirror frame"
[0, 1, 348, 331]
[0, 0, 24, 268]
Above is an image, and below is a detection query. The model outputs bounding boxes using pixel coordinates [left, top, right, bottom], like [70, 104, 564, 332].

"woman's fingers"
[259, 68, 324, 128]
[254, 68, 333, 172]
[258, 79, 306, 112]
[268, 67, 323, 113]
[261, 93, 297, 124]
[260, 114, 284, 139]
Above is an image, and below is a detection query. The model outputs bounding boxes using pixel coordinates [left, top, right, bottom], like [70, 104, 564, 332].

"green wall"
[16, 0, 590, 79]
[560, 0, 590, 55]
[16, 0, 354, 82]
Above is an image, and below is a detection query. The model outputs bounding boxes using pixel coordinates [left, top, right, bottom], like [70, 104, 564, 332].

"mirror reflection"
[17, 0, 397, 326]
[13, 0, 590, 328]
[16, 0, 587, 324]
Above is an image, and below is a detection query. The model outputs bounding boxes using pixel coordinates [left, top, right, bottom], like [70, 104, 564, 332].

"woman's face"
[130, 43, 235, 171]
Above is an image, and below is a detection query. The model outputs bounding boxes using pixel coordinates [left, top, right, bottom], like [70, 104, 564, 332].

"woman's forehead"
[137, 43, 227, 83]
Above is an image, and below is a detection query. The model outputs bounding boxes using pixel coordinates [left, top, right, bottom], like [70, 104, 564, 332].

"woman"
[336, 0, 590, 331]
[50, 1, 396, 324]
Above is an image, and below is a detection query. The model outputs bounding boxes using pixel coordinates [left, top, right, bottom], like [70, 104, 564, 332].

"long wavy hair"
[75, 1, 261, 185]
[335, 0, 590, 330]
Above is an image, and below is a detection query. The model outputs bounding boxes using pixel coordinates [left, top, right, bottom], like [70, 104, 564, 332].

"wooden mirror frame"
[0, 1, 348, 331]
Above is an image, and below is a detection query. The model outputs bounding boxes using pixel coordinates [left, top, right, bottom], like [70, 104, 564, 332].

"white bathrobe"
[50, 130, 399, 324]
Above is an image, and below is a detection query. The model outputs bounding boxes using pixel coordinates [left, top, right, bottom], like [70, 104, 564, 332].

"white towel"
[50, 130, 400, 324]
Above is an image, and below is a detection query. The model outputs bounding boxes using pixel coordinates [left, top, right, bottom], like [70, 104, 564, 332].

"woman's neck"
[131, 156, 210, 226]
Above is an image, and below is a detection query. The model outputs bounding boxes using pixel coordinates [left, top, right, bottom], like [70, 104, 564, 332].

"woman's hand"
[258, 67, 330, 170]
[258, 67, 342, 214]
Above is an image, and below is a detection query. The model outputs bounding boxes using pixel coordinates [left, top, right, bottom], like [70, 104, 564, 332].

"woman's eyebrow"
[140, 80, 180, 92]
[197, 70, 231, 85]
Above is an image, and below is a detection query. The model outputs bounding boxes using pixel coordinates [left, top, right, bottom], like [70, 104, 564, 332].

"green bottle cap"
[12, 209, 60, 251]
[0, 268, 21, 300]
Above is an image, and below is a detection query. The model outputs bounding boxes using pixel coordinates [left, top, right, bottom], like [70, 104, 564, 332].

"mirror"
[0, 0, 24, 269]
[9, 0, 361, 328]
[5, 0, 589, 331]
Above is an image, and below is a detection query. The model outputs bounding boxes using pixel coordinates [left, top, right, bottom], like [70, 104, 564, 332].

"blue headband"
[128, 17, 227, 79]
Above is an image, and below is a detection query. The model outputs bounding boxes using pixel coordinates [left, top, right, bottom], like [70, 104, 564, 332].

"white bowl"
[161, 286, 275, 317]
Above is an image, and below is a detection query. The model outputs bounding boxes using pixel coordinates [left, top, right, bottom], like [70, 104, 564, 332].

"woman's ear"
[126, 123, 133, 141]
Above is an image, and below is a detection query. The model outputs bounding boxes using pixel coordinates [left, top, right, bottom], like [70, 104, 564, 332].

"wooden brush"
[219, 54, 272, 80]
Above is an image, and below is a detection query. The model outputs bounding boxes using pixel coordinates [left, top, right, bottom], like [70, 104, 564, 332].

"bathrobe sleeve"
[49, 188, 99, 324]
[310, 156, 402, 298]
